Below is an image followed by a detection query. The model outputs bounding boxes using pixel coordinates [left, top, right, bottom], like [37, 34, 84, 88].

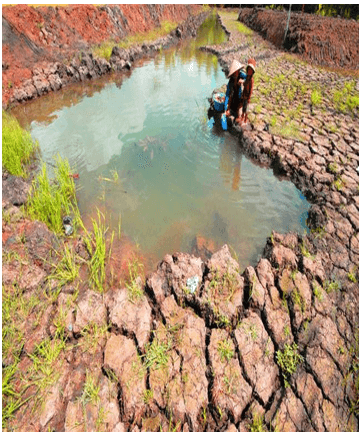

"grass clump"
[48, 244, 80, 287]
[26, 155, 80, 234]
[276, 343, 304, 388]
[333, 81, 359, 115]
[217, 338, 234, 362]
[93, 20, 178, 60]
[143, 335, 172, 370]
[81, 210, 113, 293]
[250, 413, 266, 432]
[310, 89, 322, 107]
[125, 257, 144, 303]
[2, 111, 39, 177]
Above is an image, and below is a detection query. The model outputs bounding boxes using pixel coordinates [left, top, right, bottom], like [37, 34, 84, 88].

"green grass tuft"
[2, 111, 39, 177]
[276, 343, 304, 387]
[26, 155, 80, 234]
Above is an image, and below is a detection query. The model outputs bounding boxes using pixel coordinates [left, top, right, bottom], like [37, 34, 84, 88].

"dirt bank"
[2, 3, 202, 107]
[238, 7, 359, 71]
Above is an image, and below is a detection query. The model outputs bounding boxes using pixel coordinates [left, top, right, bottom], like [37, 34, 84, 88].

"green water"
[12, 14, 309, 271]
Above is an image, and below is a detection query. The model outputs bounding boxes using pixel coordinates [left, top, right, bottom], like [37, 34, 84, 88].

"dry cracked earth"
[2, 10, 359, 433]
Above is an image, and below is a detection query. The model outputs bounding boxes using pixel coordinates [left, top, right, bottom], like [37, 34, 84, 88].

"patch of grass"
[250, 413, 266, 432]
[327, 161, 339, 175]
[312, 281, 324, 301]
[26, 155, 80, 234]
[80, 210, 113, 293]
[348, 268, 358, 283]
[235, 21, 253, 36]
[217, 338, 234, 362]
[143, 332, 173, 371]
[143, 389, 154, 405]
[93, 20, 178, 60]
[276, 343, 304, 388]
[291, 289, 305, 313]
[300, 239, 314, 259]
[125, 257, 144, 303]
[48, 244, 80, 287]
[311, 89, 322, 106]
[332, 176, 345, 191]
[333, 81, 359, 115]
[324, 278, 341, 294]
[82, 370, 100, 405]
[2, 111, 39, 177]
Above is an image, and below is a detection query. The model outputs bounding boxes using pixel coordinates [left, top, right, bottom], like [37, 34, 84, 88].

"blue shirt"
[225, 70, 247, 110]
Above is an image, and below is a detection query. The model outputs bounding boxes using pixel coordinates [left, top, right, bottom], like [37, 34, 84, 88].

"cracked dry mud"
[2, 8, 359, 433]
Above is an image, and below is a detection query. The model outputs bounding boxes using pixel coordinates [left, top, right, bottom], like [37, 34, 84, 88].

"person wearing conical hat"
[224, 59, 247, 123]
[238, 58, 256, 125]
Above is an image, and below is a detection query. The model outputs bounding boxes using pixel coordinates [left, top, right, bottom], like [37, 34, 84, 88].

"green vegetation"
[125, 257, 144, 302]
[26, 156, 80, 234]
[324, 278, 341, 293]
[80, 210, 112, 293]
[312, 281, 324, 301]
[143, 333, 173, 370]
[348, 268, 358, 283]
[332, 81, 359, 115]
[82, 370, 100, 405]
[310, 89, 322, 107]
[217, 338, 234, 362]
[250, 413, 266, 432]
[276, 343, 304, 387]
[327, 162, 339, 175]
[143, 389, 154, 405]
[48, 244, 80, 287]
[2, 111, 39, 177]
[93, 20, 178, 60]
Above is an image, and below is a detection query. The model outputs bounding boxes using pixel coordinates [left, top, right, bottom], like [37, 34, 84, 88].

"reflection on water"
[11, 13, 310, 271]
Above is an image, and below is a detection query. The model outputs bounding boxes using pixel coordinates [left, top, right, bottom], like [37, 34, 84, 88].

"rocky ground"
[2, 8, 359, 433]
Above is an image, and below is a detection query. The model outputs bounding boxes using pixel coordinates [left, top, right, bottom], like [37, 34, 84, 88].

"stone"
[235, 312, 279, 404]
[307, 344, 344, 405]
[208, 328, 252, 423]
[2, 174, 30, 207]
[295, 370, 325, 431]
[201, 245, 244, 326]
[273, 389, 312, 431]
[98, 375, 121, 431]
[106, 287, 152, 350]
[302, 254, 326, 282]
[264, 285, 293, 347]
[104, 333, 146, 423]
[266, 244, 298, 270]
[255, 258, 274, 290]
[243, 266, 266, 310]
[73, 289, 107, 334]
[156, 295, 208, 430]
[65, 400, 85, 432]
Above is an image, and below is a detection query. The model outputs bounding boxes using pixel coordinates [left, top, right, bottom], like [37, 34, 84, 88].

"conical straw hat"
[228, 59, 243, 78]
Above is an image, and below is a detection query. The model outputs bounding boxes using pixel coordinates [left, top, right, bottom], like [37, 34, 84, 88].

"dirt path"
[2, 10, 359, 432]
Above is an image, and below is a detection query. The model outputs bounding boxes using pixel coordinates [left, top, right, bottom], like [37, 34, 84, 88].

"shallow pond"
[13, 15, 310, 271]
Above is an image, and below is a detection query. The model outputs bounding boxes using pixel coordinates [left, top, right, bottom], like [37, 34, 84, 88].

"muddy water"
[12, 15, 310, 271]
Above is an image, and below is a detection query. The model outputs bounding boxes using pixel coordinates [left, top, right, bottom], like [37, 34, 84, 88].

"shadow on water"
[11, 13, 310, 272]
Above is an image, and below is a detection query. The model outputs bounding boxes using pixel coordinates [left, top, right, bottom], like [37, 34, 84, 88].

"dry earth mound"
[238, 7, 359, 70]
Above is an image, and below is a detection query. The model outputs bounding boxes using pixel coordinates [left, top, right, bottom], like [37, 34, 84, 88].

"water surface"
[12, 15, 310, 271]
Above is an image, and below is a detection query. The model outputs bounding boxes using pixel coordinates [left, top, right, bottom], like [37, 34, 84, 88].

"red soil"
[2, 4, 201, 106]
[238, 7, 359, 71]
